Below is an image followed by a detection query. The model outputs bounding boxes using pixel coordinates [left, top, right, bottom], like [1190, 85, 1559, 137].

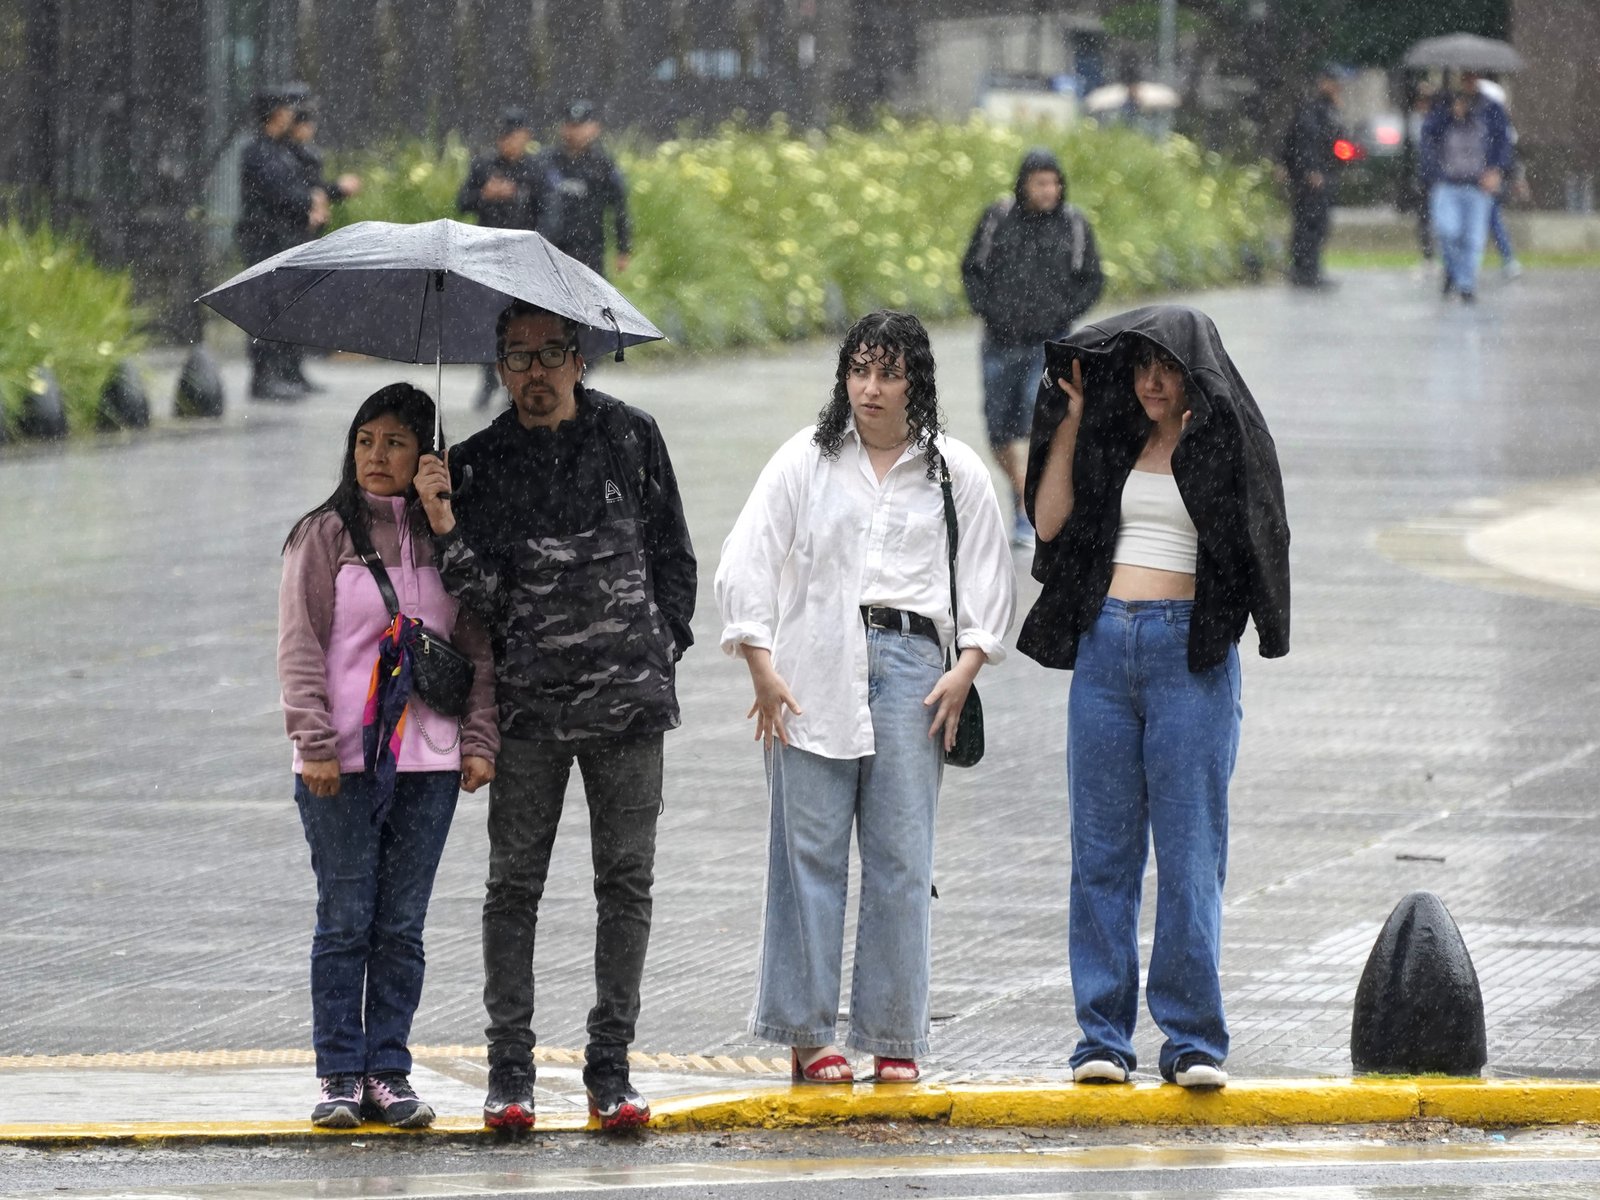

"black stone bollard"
[97, 360, 151, 430]
[18, 367, 69, 439]
[1351, 890, 1486, 1076]
[174, 346, 225, 418]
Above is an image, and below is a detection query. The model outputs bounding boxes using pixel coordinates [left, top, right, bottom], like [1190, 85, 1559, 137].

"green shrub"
[0, 218, 147, 434]
[328, 133, 478, 232]
[327, 115, 1279, 353]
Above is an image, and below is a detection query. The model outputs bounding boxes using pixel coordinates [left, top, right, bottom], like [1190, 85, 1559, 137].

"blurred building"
[1508, 0, 1599, 211]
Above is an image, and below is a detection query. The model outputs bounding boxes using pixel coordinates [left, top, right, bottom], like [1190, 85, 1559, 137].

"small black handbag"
[344, 514, 476, 721]
[935, 453, 984, 769]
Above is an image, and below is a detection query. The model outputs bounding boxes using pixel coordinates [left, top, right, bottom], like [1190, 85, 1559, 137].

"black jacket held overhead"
[1019, 305, 1290, 673]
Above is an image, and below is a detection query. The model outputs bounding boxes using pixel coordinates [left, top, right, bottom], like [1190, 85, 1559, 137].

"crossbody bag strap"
[936, 450, 960, 668]
[341, 513, 401, 620]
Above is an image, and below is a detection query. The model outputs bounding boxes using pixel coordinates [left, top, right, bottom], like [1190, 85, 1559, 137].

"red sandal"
[791, 1046, 853, 1084]
[873, 1057, 920, 1084]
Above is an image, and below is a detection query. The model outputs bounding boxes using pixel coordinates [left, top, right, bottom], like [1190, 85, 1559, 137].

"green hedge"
[0, 218, 147, 434]
[331, 115, 1279, 352]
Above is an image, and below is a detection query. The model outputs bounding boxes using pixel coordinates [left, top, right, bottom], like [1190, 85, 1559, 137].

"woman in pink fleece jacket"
[278, 383, 498, 1129]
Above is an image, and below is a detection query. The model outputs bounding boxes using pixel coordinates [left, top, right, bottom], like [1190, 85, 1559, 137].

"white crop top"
[1112, 469, 1199, 575]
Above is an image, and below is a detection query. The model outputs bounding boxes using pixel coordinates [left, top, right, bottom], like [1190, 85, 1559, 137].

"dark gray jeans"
[483, 731, 662, 1072]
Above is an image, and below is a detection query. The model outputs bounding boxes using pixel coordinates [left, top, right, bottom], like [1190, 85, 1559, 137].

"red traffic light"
[1332, 138, 1364, 162]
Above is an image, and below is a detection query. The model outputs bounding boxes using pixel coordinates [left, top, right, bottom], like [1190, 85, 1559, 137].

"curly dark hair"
[813, 310, 943, 479]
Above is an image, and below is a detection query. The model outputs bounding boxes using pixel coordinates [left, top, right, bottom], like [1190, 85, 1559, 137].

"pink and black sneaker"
[311, 1074, 363, 1128]
[361, 1072, 435, 1128]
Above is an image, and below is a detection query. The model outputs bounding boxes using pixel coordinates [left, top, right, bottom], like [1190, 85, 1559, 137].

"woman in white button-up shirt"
[716, 311, 1017, 1085]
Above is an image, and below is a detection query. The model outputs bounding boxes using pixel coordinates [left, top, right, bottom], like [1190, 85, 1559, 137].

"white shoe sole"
[1072, 1058, 1129, 1084]
[1173, 1063, 1228, 1088]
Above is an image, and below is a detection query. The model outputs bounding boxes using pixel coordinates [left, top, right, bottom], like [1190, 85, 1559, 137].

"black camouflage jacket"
[435, 389, 696, 741]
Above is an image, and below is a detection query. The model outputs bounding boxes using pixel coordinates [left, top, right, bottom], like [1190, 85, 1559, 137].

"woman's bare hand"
[741, 646, 803, 749]
[924, 649, 983, 751]
[301, 758, 341, 798]
[1055, 356, 1085, 427]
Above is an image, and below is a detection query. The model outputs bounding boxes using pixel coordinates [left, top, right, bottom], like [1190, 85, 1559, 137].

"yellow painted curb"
[4, 1079, 1600, 1146]
[1420, 1079, 1600, 1126]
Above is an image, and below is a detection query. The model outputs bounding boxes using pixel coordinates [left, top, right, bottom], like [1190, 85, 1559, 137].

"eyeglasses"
[499, 346, 575, 372]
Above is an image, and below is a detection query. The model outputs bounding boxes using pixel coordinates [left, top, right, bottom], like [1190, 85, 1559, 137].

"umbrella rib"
[412, 271, 434, 363]
[256, 269, 338, 340]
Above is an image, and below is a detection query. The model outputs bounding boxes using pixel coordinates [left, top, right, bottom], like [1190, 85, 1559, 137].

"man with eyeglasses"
[415, 301, 695, 1134]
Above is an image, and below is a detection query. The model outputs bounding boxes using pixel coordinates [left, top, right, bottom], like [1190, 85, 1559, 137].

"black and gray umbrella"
[197, 218, 665, 442]
[1403, 32, 1525, 72]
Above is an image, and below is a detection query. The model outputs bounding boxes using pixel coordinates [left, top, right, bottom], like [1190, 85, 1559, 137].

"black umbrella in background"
[1402, 33, 1525, 72]
[197, 218, 666, 447]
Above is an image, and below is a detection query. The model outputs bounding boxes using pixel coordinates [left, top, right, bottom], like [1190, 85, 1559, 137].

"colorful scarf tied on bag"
[362, 613, 421, 826]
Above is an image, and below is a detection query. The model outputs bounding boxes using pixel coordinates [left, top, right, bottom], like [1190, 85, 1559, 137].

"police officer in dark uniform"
[1279, 67, 1346, 289]
[237, 83, 320, 400]
[277, 101, 364, 395]
[459, 108, 562, 407]
[537, 100, 632, 279]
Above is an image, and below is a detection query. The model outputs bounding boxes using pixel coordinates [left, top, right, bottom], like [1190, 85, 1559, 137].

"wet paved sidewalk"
[3, 267, 1600, 1133]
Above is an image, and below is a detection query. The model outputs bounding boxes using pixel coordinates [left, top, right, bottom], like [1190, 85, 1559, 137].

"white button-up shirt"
[716, 423, 1017, 760]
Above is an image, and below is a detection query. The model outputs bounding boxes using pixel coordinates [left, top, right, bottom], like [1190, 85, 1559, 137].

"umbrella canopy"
[197, 218, 665, 365]
[1083, 82, 1180, 114]
[1403, 33, 1524, 72]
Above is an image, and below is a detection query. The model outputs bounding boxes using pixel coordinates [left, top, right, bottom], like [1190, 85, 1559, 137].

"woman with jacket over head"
[716, 310, 1016, 1086]
[279, 383, 499, 1128]
[1021, 305, 1289, 1090]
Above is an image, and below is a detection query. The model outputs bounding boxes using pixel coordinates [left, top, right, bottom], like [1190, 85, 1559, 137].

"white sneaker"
[1502, 260, 1524, 281]
[1072, 1057, 1129, 1084]
[1170, 1055, 1228, 1089]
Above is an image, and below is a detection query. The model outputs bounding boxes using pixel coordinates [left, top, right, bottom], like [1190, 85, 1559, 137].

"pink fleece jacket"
[277, 492, 499, 773]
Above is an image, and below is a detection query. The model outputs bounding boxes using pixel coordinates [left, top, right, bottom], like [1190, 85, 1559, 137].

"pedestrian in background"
[414, 302, 696, 1133]
[457, 108, 562, 407]
[538, 100, 632, 279]
[279, 383, 498, 1129]
[1475, 75, 1526, 281]
[1021, 305, 1289, 1091]
[961, 148, 1103, 551]
[237, 83, 320, 400]
[282, 100, 364, 395]
[1399, 78, 1437, 267]
[1279, 66, 1345, 289]
[1420, 71, 1513, 303]
[716, 310, 1015, 1086]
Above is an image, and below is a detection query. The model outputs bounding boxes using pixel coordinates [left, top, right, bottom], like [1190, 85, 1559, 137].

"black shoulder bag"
[343, 514, 477, 721]
[936, 453, 985, 768]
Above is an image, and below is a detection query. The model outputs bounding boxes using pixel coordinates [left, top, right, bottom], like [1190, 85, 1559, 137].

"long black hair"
[812, 309, 943, 479]
[282, 382, 440, 553]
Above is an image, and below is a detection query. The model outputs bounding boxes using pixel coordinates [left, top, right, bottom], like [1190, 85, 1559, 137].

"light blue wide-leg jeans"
[750, 628, 946, 1056]
[1066, 599, 1241, 1078]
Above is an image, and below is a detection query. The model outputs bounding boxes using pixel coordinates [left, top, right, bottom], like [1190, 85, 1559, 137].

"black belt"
[860, 605, 940, 644]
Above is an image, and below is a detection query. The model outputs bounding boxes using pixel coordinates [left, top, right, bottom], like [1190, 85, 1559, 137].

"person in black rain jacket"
[1279, 67, 1345, 288]
[1020, 304, 1288, 1093]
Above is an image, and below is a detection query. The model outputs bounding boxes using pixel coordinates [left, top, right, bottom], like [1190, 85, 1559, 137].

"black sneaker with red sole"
[586, 1072, 650, 1131]
[483, 1062, 535, 1131]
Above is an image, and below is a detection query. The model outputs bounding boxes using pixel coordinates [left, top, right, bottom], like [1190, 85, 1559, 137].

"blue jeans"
[1066, 600, 1241, 1076]
[296, 770, 459, 1076]
[981, 338, 1047, 452]
[1431, 181, 1495, 295]
[751, 628, 946, 1056]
